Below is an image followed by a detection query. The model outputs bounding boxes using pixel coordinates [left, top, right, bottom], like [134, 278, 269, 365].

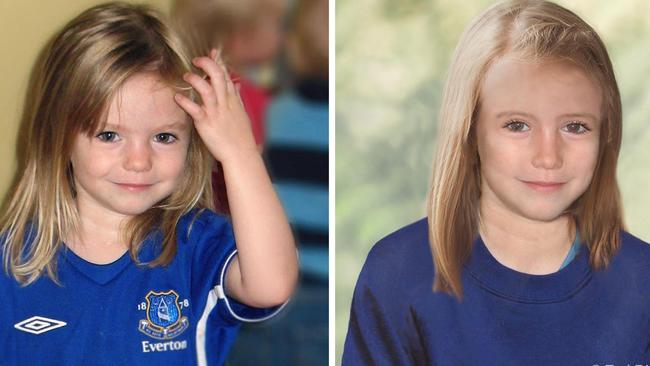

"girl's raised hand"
[174, 49, 256, 163]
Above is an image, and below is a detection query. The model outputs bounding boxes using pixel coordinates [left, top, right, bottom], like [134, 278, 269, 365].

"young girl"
[1, 3, 297, 365]
[343, 0, 650, 364]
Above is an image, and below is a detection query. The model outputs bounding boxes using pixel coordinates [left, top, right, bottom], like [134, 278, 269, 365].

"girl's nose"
[123, 141, 153, 172]
[531, 130, 563, 170]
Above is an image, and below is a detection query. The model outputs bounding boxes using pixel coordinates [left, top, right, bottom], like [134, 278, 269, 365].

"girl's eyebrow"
[495, 111, 598, 122]
[102, 121, 188, 131]
[496, 111, 536, 119]
[556, 113, 599, 122]
[156, 121, 189, 130]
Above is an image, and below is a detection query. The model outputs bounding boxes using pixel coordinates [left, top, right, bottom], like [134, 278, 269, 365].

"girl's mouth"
[522, 181, 565, 192]
[115, 183, 153, 192]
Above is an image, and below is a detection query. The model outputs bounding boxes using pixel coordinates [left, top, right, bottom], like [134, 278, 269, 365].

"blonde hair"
[1, 2, 215, 285]
[428, 0, 623, 298]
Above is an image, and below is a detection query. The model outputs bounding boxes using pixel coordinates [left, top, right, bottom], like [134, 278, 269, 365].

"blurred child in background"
[227, 0, 330, 364]
[265, 0, 329, 280]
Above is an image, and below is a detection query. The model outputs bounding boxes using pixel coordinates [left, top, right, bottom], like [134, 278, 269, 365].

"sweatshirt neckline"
[464, 236, 592, 303]
[62, 246, 132, 285]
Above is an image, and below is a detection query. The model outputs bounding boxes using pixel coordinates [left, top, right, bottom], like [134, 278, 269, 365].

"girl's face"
[476, 56, 602, 222]
[70, 72, 190, 219]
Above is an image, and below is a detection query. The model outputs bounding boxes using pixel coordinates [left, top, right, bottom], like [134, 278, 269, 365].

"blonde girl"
[1, 3, 297, 365]
[343, 0, 650, 364]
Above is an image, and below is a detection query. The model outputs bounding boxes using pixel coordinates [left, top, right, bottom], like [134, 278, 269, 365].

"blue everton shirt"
[1, 210, 281, 365]
[343, 218, 650, 365]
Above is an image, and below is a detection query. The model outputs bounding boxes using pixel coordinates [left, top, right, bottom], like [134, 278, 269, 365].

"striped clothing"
[264, 78, 329, 280]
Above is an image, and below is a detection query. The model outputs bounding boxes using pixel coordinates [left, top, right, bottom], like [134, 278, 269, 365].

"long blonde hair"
[428, 0, 623, 298]
[1, 2, 215, 285]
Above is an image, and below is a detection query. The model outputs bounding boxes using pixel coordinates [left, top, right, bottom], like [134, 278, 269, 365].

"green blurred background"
[335, 0, 650, 363]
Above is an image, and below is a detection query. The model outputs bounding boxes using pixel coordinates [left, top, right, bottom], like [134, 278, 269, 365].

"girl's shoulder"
[619, 230, 650, 250]
[365, 218, 431, 269]
[177, 208, 232, 243]
[181, 207, 229, 226]
[613, 230, 650, 269]
[357, 218, 434, 297]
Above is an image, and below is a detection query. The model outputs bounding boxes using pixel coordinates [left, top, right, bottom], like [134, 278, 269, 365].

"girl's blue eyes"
[504, 120, 529, 132]
[503, 120, 590, 134]
[96, 131, 119, 142]
[563, 122, 590, 134]
[153, 133, 177, 144]
[95, 132, 178, 144]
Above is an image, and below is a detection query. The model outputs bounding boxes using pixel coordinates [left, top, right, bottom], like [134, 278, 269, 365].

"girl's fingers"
[174, 93, 206, 121]
[225, 73, 236, 95]
[192, 56, 227, 104]
[213, 54, 236, 95]
[206, 48, 235, 95]
[234, 82, 245, 107]
[183, 71, 218, 106]
[210, 48, 220, 61]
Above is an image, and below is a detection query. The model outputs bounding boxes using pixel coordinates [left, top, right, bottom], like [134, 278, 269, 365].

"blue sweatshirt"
[343, 218, 650, 365]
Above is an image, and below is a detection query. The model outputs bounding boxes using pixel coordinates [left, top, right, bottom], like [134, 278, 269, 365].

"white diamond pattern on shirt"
[14, 316, 67, 335]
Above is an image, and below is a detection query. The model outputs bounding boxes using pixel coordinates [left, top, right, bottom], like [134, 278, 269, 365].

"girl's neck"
[478, 198, 575, 275]
[65, 201, 129, 265]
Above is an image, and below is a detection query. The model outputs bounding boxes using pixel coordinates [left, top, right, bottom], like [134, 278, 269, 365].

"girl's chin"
[517, 206, 573, 223]
[108, 204, 155, 217]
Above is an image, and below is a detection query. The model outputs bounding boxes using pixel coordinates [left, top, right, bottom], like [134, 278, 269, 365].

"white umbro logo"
[14, 316, 67, 335]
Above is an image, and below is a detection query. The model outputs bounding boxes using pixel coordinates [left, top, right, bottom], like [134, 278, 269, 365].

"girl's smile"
[113, 183, 155, 192]
[520, 180, 566, 193]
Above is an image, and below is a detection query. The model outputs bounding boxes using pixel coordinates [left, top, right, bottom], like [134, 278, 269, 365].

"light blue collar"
[559, 231, 581, 270]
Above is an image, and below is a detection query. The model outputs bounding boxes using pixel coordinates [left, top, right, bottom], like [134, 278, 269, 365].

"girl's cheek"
[175, 150, 191, 173]
[170, 152, 188, 172]
[570, 137, 599, 168]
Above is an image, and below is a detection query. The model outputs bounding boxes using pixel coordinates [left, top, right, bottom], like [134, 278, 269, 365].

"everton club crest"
[138, 290, 189, 340]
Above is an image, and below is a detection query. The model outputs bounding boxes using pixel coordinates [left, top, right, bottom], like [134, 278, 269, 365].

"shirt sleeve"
[213, 249, 288, 322]
[342, 241, 425, 365]
[188, 210, 286, 324]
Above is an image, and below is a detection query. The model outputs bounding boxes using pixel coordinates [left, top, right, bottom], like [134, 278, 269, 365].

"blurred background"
[335, 0, 650, 364]
[1, 0, 328, 365]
